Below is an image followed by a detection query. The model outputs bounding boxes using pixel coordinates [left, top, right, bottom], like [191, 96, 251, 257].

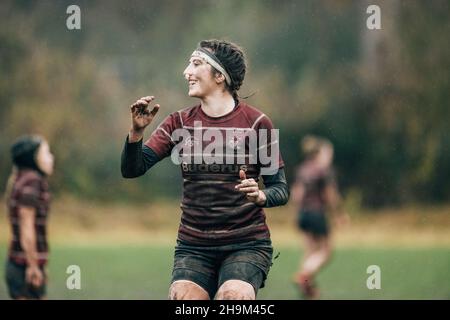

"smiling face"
[35, 140, 54, 176]
[183, 55, 224, 99]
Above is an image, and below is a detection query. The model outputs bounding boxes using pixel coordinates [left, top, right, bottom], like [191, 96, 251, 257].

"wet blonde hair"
[301, 135, 333, 159]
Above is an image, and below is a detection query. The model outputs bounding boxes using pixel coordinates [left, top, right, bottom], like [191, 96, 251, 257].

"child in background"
[5, 135, 54, 299]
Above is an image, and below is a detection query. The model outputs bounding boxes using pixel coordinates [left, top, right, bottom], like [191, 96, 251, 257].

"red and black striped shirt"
[7, 169, 50, 266]
[122, 101, 287, 245]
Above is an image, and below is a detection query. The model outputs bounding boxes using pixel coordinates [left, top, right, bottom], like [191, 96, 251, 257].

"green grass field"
[1, 244, 449, 299]
[1, 200, 449, 299]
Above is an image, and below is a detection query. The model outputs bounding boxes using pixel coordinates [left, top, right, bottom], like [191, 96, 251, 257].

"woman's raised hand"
[129, 96, 160, 142]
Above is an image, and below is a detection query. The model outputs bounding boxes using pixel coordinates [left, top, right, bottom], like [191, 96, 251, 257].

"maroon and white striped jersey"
[145, 101, 284, 245]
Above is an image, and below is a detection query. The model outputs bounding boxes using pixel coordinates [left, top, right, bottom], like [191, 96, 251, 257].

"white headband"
[191, 50, 232, 85]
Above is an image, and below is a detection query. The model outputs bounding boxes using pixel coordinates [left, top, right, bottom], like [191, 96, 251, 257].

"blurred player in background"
[290, 135, 349, 299]
[4, 135, 54, 299]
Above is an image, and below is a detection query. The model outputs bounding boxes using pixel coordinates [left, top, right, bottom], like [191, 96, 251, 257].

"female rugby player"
[121, 39, 289, 300]
[291, 136, 349, 299]
[5, 135, 54, 299]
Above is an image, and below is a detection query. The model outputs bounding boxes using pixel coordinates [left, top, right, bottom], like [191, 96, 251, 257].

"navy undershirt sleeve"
[121, 136, 161, 178]
[260, 168, 290, 208]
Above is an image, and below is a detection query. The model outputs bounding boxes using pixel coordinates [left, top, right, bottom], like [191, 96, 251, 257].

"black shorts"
[298, 210, 329, 236]
[171, 238, 273, 299]
[5, 260, 47, 299]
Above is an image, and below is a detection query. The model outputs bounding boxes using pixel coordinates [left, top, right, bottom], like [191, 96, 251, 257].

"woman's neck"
[200, 91, 236, 118]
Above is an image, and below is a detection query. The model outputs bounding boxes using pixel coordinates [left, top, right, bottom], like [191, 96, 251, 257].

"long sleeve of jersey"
[261, 168, 290, 208]
[121, 136, 161, 178]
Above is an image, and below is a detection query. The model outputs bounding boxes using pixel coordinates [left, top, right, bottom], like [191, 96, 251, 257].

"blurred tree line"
[0, 0, 449, 207]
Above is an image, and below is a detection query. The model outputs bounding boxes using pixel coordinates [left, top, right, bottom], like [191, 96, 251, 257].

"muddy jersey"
[145, 101, 284, 245]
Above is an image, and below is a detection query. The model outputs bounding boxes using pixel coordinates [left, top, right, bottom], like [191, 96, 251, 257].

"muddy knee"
[168, 280, 209, 300]
[215, 280, 255, 300]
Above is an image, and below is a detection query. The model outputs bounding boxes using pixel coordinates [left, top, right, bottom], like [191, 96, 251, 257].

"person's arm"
[18, 205, 44, 288]
[242, 114, 288, 207]
[260, 168, 290, 207]
[290, 180, 305, 207]
[121, 95, 161, 178]
[323, 181, 350, 226]
[235, 168, 289, 208]
[121, 136, 161, 178]
[324, 183, 341, 211]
